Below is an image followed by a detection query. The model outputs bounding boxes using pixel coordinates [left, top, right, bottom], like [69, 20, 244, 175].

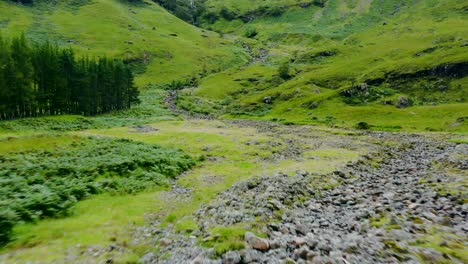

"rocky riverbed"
[140, 132, 467, 264]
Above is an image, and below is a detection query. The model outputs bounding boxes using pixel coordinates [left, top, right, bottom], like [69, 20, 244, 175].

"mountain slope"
[187, 0, 468, 132]
[0, 0, 246, 85]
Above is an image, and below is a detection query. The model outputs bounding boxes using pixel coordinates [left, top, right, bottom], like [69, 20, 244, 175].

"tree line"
[0, 34, 140, 120]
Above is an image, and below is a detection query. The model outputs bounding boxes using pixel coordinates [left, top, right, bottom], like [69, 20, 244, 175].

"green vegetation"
[0, 135, 195, 244]
[0, 33, 139, 119]
[201, 225, 250, 256]
[0, 120, 366, 262]
[188, 0, 468, 132]
[0, 0, 466, 262]
[0, 0, 246, 85]
[413, 228, 468, 263]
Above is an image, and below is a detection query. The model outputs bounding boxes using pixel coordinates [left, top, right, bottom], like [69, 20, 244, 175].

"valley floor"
[0, 118, 466, 263]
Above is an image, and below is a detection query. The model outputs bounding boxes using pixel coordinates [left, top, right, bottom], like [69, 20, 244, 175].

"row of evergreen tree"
[0, 34, 140, 120]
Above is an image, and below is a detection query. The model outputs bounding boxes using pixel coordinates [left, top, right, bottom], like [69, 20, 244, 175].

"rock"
[191, 255, 203, 264]
[142, 131, 465, 263]
[333, 171, 346, 178]
[383, 191, 395, 200]
[422, 211, 438, 222]
[132, 125, 158, 133]
[223, 251, 241, 264]
[263, 96, 272, 104]
[295, 246, 310, 259]
[159, 238, 172, 247]
[307, 251, 319, 261]
[244, 232, 270, 251]
[140, 252, 155, 264]
[310, 256, 336, 264]
[396, 96, 412, 108]
[291, 237, 307, 247]
[240, 249, 262, 263]
[269, 239, 281, 249]
[418, 248, 446, 262]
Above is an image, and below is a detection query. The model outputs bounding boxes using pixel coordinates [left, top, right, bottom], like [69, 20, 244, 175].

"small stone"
[408, 203, 420, 209]
[263, 96, 272, 104]
[291, 237, 307, 247]
[422, 212, 438, 222]
[396, 96, 412, 108]
[240, 249, 262, 263]
[140, 253, 155, 264]
[223, 251, 241, 264]
[419, 248, 446, 262]
[307, 251, 319, 261]
[191, 255, 203, 264]
[244, 232, 270, 251]
[310, 256, 336, 264]
[269, 239, 281, 249]
[159, 238, 172, 247]
[296, 246, 309, 259]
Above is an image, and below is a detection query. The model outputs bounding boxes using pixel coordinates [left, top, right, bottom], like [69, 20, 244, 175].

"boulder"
[263, 96, 273, 104]
[244, 232, 270, 251]
[396, 96, 412, 108]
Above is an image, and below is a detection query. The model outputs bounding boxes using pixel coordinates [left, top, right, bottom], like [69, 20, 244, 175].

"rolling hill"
[187, 0, 468, 132]
[0, 0, 246, 85]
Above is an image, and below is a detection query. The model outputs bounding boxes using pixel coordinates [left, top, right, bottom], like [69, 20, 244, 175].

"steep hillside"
[184, 0, 468, 132]
[0, 0, 246, 85]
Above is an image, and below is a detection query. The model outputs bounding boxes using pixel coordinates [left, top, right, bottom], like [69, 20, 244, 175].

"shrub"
[278, 62, 291, 80]
[0, 207, 18, 245]
[356, 122, 371, 130]
[0, 137, 195, 243]
[244, 27, 258, 38]
[220, 7, 236, 21]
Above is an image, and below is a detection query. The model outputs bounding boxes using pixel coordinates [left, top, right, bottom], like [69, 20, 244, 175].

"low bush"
[356, 121, 371, 130]
[0, 137, 195, 244]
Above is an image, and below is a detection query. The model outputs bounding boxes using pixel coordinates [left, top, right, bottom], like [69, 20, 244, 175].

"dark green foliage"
[153, 0, 206, 25]
[244, 27, 258, 38]
[163, 77, 199, 90]
[0, 137, 195, 243]
[0, 87, 173, 133]
[0, 33, 140, 119]
[356, 121, 370, 130]
[220, 7, 236, 21]
[278, 62, 291, 80]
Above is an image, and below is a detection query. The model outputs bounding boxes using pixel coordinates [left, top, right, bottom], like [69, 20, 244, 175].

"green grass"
[0, 0, 466, 262]
[3, 190, 167, 263]
[0, 0, 246, 85]
[413, 228, 468, 263]
[189, 0, 468, 132]
[0, 119, 369, 262]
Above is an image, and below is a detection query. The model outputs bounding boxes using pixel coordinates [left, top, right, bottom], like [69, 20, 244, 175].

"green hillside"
[187, 0, 468, 132]
[0, 0, 246, 85]
[0, 0, 467, 263]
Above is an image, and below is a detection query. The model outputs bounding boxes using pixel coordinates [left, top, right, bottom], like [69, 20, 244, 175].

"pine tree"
[0, 34, 9, 119]
[9, 34, 34, 118]
[0, 33, 140, 119]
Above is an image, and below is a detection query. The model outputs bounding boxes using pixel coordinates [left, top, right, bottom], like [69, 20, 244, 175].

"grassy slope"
[0, 0, 246, 85]
[193, 0, 468, 132]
